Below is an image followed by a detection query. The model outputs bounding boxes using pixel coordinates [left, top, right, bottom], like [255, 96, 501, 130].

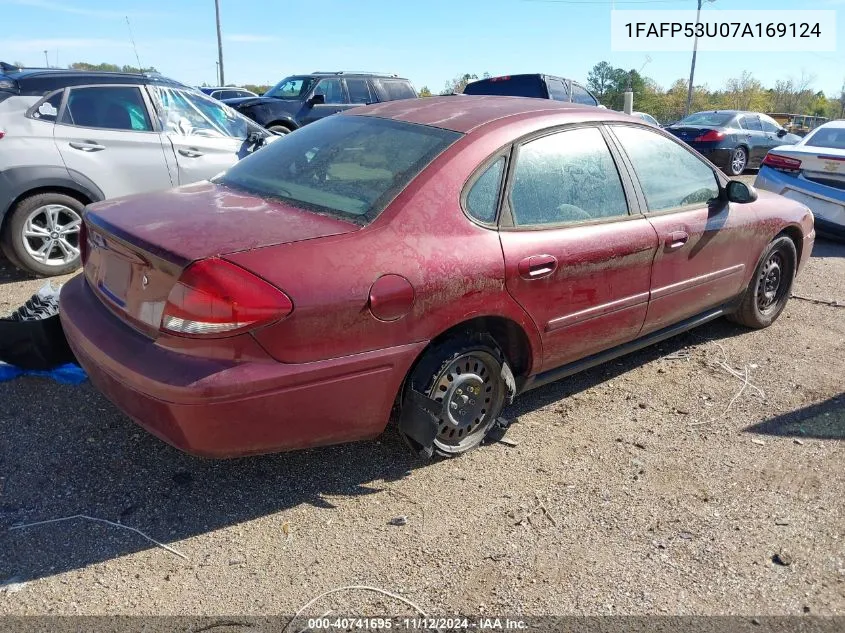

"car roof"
[0, 66, 186, 95]
[814, 119, 845, 129]
[349, 95, 634, 134]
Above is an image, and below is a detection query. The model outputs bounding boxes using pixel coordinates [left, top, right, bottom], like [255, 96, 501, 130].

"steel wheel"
[756, 251, 787, 315]
[730, 147, 747, 175]
[21, 204, 81, 268]
[429, 350, 504, 454]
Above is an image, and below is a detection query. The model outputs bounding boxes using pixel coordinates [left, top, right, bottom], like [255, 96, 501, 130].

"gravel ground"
[0, 195, 843, 616]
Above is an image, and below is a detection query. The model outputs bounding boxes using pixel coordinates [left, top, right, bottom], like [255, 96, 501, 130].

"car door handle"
[666, 231, 689, 250]
[69, 141, 106, 152]
[178, 148, 204, 158]
[518, 254, 558, 280]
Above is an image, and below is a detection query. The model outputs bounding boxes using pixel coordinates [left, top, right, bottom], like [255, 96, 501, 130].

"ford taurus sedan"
[60, 97, 815, 458]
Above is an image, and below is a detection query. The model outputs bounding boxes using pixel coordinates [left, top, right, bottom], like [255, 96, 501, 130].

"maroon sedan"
[60, 96, 815, 458]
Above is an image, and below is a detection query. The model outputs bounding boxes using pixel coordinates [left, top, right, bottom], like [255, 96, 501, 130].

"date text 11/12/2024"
[304, 617, 528, 630]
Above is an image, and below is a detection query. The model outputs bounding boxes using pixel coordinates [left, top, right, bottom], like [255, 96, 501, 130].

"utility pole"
[214, 0, 225, 86]
[43, 50, 49, 67]
[216, 61, 220, 86]
[686, 0, 715, 116]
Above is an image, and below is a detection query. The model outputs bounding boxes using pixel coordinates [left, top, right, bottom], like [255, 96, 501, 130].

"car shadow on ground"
[0, 258, 35, 285]
[0, 317, 747, 584]
[745, 393, 844, 441]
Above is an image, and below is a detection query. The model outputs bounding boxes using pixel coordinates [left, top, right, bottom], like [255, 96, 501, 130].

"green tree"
[441, 73, 478, 95]
[587, 61, 616, 101]
[69, 62, 157, 74]
[419, 86, 433, 97]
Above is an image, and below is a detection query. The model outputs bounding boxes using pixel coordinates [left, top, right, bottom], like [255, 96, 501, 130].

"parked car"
[665, 110, 801, 176]
[60, 96, 814, 459]
[0, 65, 274, 276]
[755, 119, 845, 241]
[632, 111, 660, 127]
[199, 86, 259, 100]
[222, 71, 417, 135]
[462, 74, 600, 107]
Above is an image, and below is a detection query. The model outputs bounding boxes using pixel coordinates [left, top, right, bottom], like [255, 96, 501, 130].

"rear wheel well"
[427, 317, 533, 382]
[2, 186, 92, 235]
[266, 121, 295, 131]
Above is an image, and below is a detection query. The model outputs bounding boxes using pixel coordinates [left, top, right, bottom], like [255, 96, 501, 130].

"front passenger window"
[612, 125, 719, 212]
[510, 127, 628, 226]
[61, 86, 152, 131]
[314, 79, 345, 104]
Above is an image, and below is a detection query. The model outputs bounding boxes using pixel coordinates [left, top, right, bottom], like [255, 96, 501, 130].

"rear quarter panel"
[226, 127, 544, 371]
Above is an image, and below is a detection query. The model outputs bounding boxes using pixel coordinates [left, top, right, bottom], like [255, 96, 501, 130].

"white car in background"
[755, 120, 845, 241]
[0, 64, 274, 276]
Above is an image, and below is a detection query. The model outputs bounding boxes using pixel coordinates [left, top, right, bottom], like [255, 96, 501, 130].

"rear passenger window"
[571, 83, 597, 106]
[546, 79, 569, 102]
[30, 89, 63, 122]
[741, 115, 762, 131]
[378, 80, 416, 101]
[510, 127, 628, 226]
[60, 86, 152, 131]
[346, 79, 373, 104]
[466, 157, 505, 224]
[612, 125, 719, 212]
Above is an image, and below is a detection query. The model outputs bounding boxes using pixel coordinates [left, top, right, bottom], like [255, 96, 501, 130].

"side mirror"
[308, 93, 325, 107]
[777, 128, 787, 138]
[726, 180, 758, 204]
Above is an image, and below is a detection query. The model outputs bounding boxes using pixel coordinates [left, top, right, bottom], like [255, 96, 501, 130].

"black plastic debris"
[0, 284, 76, 370]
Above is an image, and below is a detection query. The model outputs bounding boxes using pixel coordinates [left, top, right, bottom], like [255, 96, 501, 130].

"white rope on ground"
[9, 514, 189, 561]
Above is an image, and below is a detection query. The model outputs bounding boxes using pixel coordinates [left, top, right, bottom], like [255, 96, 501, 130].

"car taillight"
[160, 258, 293, 338]
[762, 153, 802, 171]
[79, 221, 89, 265]
[694, 130, 725, 142]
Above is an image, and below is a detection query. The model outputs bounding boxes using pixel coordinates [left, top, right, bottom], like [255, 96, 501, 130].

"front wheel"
[401, 333, 507, 457]
[728, 236, 796, 329]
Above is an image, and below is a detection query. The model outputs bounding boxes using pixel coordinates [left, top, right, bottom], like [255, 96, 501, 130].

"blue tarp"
[0, 362, 87, 385]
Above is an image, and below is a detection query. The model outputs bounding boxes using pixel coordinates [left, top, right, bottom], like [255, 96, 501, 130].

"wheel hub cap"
[21, 203, 82, 267]
[444, 375, 485, 429]
[757, 255, 783, 310]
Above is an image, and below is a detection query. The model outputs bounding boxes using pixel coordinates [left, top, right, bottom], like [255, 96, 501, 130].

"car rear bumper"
[755, 166, 845, 239]
[60, 276, 426, 458]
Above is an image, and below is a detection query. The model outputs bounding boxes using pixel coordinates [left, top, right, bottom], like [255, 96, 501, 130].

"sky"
[1, 0, 843, 97]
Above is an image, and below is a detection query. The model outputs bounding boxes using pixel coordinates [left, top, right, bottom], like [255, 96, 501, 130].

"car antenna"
[125, 16, 145, 74]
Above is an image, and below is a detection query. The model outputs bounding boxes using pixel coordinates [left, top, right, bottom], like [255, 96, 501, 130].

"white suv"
[0, 64, 273, 276]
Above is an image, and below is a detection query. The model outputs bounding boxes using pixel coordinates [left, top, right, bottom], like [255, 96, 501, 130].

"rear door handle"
[69, 141, 106, 152]
[518, 254, 558, 280]
[666, 231, 689, 250]
[178, 148, 204, 158]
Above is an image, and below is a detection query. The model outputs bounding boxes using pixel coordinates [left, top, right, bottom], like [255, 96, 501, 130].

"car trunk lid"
[83, 181, 359, 336]
[769, 145, 845, 190]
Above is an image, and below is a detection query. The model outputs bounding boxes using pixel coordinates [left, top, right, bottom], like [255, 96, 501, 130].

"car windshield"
[264, 76, 316, 100]
[463, 76, 546, 98]
[217, 115, 462, 223]
[804, 127, 845, 150]
[677, 112, 735, 127]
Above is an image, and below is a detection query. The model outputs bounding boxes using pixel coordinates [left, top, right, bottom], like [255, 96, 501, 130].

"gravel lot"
[1, 181, 843, 617]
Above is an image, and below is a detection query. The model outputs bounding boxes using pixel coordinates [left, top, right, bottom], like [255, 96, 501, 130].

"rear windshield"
[677, 112, 735, 127]
[804, 127, 845, 150]
[217, 115, 462, 223]
[463, 76, 546, 98]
